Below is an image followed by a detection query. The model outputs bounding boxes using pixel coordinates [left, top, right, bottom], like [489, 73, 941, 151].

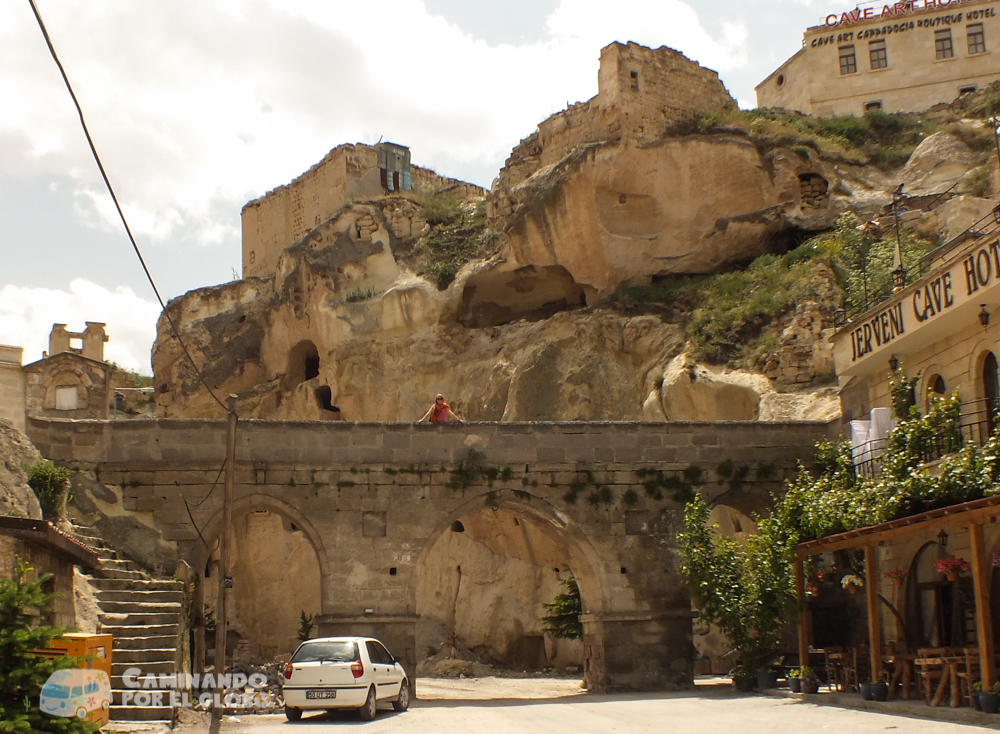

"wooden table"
[913, 656, 966, 707]
[883, 653, 916, 700]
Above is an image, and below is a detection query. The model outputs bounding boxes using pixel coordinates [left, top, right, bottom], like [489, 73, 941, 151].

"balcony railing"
[852, 399, 995, 479]
[844, 207, 1000, 321]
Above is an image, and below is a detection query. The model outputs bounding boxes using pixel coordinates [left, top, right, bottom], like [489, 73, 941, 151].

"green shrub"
[964, 166, 991, 197]
[420, 194, 463, 225]
[26, 461, 70, 521]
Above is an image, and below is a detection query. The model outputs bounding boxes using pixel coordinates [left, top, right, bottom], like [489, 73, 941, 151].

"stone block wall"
[242, 143, 486, 279]
[0, 345, 25, 432]
[490, 41, 737, 219]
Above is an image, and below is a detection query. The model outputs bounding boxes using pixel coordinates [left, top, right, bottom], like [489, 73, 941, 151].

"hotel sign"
[846, 240, 1000, 364]
[824, 0, 992, 27]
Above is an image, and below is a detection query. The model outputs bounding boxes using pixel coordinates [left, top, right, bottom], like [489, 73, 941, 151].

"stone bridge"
[27, 417, 836, 691]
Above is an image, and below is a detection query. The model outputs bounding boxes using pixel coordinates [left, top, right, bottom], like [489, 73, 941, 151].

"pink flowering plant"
[931, 556, 968, 575]
[992, 549, 1000, 568]
[883, 567, 907, 580]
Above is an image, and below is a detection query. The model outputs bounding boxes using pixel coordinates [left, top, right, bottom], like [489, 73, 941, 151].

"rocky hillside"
[0, 420, 42, 519]
[151, 63, 1000, 423]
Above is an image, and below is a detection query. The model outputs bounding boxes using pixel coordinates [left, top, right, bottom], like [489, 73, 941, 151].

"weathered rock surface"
[0, 419, 42, 519]
[899, 131, 981, 195]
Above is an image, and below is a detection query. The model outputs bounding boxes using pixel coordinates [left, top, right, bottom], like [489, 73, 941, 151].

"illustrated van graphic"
[39, 668, 111, 719]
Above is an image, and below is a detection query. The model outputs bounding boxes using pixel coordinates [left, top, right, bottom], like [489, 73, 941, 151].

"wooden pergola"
[793, 495, 1000, 688]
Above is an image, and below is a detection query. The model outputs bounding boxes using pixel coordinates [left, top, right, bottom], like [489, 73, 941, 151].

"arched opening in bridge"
[416, 504, 595, 678]
[203, 508, 322, 663]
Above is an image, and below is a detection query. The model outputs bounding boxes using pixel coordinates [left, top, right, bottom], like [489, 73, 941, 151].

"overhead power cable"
[27, 0, 229, 413]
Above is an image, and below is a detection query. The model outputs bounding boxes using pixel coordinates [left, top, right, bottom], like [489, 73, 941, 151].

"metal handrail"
[851, 399, 995, 479]
[845, 209, 1000, 320]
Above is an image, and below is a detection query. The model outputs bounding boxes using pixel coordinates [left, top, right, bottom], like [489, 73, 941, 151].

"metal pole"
[991, 116, 1000, 194]
[212, 395, 238, 724]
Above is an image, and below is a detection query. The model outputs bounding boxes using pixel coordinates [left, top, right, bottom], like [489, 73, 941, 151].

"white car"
[282, 636, 409, 721]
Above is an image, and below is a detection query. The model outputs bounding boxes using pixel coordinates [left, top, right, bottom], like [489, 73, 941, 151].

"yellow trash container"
[33, 633, 113, 726]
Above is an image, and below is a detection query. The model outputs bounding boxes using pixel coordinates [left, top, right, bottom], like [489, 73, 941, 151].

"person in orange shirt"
[418, 394, 464, 423]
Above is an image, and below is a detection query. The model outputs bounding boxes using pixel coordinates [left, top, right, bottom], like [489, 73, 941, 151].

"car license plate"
[306, 690, 336, 699]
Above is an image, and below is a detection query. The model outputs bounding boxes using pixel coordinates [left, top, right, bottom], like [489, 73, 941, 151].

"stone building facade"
[757, 0, 1000, 116]
[241, 142, 485, 280]
[23, 323, 114, 421]
[0, 345, 25, 432]
[831, 209, 1000, 425]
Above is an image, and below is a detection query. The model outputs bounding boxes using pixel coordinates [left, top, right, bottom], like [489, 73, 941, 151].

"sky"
[0, 0, 849, 374]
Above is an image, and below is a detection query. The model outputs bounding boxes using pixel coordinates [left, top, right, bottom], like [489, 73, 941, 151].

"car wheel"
[285, 705, 302, 722]
[102, 700, 110, 710]
[76, 707, 87, 719]
[393, 679, 410, 712]
[358, 686, 377, 721]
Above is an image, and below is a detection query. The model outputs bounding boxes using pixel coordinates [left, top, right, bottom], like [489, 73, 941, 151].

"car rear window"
[291, 641, 358, 663]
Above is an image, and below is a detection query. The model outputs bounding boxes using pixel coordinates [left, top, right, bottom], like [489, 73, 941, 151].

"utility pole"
[991, 116, 1000, 195]
[212, 395, 238, 725]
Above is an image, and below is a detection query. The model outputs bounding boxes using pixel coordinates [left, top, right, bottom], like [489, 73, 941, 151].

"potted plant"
[787, 668, 801, 693]
[756, 666, 778, 690]
[972, 681, 983, 711]
[841, 573, 865, 595]
[871, 670, 889, 701]
[799, 666, 820, 694]
[932, 556, 968, 581]
[884, 567, 907, 587]
[980, 681, 1000, 714]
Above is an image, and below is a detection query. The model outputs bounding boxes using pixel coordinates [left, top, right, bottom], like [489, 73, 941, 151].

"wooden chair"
[915, 647, 948, 704]
[823, 647, 845, 691]
[843, 646, 871, 692]
[957, 647, 980, 707]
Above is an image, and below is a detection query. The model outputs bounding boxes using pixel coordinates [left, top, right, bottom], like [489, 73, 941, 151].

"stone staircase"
[72, 524, 183, 723]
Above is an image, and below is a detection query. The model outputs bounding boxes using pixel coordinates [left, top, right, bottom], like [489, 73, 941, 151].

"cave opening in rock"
[286, 340, 320, 390]
[416, 505, 599, 679]
[315, 386, 334, 411]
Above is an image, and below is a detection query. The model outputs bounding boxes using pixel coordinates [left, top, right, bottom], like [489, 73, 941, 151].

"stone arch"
[195, 493, 330, 605]
[412, 489, 608, 617]
[412, 489, 609, 683]
[920, 363, 947, 412]
[44, 369, 86, 411]
[195, 493, 330, 659]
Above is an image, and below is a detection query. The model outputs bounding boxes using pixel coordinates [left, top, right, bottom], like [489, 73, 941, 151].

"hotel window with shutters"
[968, 24, 987, 55]
[869, 40, 888, 70]
[839, 45, 857, 74]
[935, 29, 955, 59]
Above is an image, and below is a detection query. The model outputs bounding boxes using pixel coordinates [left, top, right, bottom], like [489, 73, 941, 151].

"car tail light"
[351, 661, 364, 679]
[284, 663, 293, 680]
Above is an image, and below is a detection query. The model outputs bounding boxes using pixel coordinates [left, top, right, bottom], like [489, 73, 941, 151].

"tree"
[541, 572, 582, 640]
[677, 495, 796, 689]
[296, 611, 314, 642]
[0, 556, 98, 733]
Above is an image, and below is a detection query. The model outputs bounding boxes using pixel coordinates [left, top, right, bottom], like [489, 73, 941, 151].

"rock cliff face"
[152, 41, 993, 423]
[0, 420, 42, 519]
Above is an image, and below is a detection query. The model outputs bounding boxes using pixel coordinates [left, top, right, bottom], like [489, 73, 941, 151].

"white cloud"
[1, 0, 748, 250]
[0, 279, 160, 373]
